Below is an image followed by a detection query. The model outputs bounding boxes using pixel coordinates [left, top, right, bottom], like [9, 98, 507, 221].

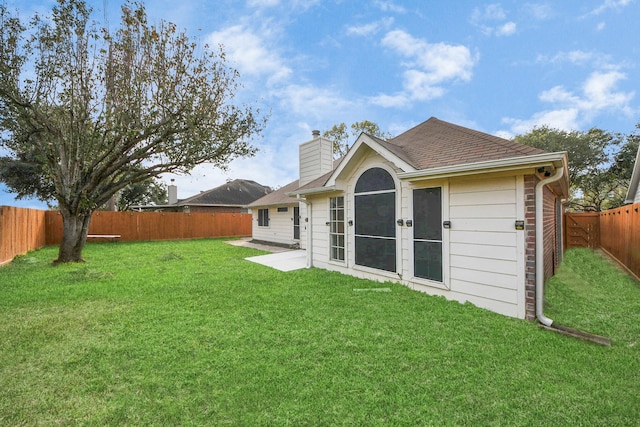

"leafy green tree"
[324, 120, 391, 157]
[606, 124, 640, 208]
[513, 126, 615, 186]
[513, 126, 624, 211]
[115, 178, 167, 211]
[610, 124, 640, 182]
[0, 0, 265, 262]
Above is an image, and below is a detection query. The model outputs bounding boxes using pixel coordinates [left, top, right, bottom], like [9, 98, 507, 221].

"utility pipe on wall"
[535, 166, 564, 326]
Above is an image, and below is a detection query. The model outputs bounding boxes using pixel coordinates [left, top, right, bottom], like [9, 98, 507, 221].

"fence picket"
[1, 208, 252, 265]
[565, 204, 640, 280]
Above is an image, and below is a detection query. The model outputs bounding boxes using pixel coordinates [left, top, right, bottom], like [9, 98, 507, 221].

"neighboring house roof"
[134, 179, 272, 210]
[177, 179, 272, 207]
[624, 144, 640, 204]
[248, 180, 300, 208]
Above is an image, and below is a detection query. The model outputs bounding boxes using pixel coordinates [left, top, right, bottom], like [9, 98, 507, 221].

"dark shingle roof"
[253, 117, 558, 204]
[390, 117, 547, 169]
[248, 180, 300, 207]
[178, 179, 272, 206]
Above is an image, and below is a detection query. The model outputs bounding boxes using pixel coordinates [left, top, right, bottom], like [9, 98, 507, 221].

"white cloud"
[401, 70, 446, 100]
[276, 84, 356, 121]
[347, 18, 394, 37]
[374, 1, 407, 13]
[380, 30, 476, 102]
[538, 71, 633, 115]
[524, 3, 554, 20]
[369, 92, 410, 108]
[246, 0, 280, 7]
[587, 0, 633, 16]
[501, 70, 635, 134]
[502, 109, 580, 134]
[206, 24, 291, 84]
[581, 70, 635, 114]
[472, 4, 507, 21]
[471, 4, 517, 37]
[536, 50, 611, 67]
[596, 21, 606, 31]
[496, 22, 517, 36]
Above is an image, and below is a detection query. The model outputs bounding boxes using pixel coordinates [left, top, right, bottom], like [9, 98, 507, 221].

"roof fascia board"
[286, 185, 337, 197]
[398, 152, 568, 181]
[249, 200, 298, 208]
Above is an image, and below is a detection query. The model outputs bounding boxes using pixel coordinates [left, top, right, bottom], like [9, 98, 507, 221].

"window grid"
[354, 168, 396, 272]
[329, 196, 345, 261]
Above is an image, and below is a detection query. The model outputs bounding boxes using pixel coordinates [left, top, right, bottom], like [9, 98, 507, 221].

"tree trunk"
[55, 209, 93, 263]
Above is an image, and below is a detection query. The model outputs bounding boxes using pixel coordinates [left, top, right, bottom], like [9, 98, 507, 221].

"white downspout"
[297, 196, 313, 268]
[535, 167, 564, 326]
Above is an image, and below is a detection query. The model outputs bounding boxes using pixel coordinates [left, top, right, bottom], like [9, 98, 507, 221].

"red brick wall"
[543, 186, 559, 280]
[524, 175, 536, 320]
[523, 175, 563, 321]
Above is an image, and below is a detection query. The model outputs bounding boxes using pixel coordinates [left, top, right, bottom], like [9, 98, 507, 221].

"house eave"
[287, 185, 337, 197]
[248, 200, 298, 208]
[397, 152, 568, 181]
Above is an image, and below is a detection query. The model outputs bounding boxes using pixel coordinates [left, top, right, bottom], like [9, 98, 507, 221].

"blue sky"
[1, 0, 639, 208]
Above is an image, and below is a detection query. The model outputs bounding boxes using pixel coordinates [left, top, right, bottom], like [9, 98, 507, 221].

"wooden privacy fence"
[565, 203, 640, 280]
[45, 211, 252, 244]
[0, 206, 47, 266]
[0, 207, 252, 265]
[599, 203, 640, 280]
[563, 212, 600, 249]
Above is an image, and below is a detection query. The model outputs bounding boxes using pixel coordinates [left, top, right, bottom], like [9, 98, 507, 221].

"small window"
[277, 207, 288, 213]
[329, 196, 345, 262]
[258, 208, 269, 227]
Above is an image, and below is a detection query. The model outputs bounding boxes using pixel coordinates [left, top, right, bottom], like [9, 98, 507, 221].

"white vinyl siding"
[251, 204, 302, 246]
[299, 138, 333, 186]
[446, 176, 524, 318]
[309, 197, 329, 267]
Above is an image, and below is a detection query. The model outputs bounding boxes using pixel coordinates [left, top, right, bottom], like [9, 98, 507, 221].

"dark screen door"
[413, 188, 442, 282]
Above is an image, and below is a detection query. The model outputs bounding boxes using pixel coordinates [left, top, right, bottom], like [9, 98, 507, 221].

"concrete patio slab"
[225, 237, 291, 253]
[245, 250, 307, 272]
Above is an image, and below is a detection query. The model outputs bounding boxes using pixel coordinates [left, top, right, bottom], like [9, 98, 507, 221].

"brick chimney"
[299, 130, 333, 186]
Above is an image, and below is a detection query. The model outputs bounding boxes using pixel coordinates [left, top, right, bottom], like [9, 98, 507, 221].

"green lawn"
[1, 241, 638, 426]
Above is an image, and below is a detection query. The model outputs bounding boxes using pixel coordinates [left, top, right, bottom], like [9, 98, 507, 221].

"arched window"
[354, 167, 396, 272]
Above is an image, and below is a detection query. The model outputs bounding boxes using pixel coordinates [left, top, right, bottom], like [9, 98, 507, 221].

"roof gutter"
[398, 152, 566, 181]
[535, 166, 564, 327]
[287, 185, 336, 197]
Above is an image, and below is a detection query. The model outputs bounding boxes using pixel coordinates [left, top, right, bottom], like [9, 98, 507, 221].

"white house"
[249, 118, 569, 322]
[624, 143, 640, 204]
